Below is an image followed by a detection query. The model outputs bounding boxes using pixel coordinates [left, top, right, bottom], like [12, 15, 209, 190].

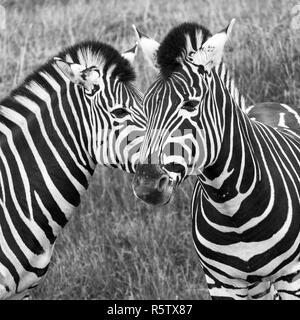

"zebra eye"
[111, 107, 130, 118]
[182, 100, 199, 112]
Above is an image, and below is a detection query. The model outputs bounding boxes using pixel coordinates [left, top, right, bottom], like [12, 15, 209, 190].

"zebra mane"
[216, 62, 247, 111]
[157, 22, 211, 78]
[157, 23, 247, 110]
[6, 41, 136, 100]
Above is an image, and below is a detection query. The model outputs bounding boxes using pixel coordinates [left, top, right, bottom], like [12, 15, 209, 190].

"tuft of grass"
[0, 0, 298, 300]
[33, 169, 208, 300]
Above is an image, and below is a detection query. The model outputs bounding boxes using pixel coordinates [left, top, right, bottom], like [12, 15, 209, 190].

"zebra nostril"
[157, 175, 170, 192]
[164, 163, 185, 174]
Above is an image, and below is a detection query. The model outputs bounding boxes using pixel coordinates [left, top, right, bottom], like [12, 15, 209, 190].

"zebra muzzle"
[132, 164, 174, 206]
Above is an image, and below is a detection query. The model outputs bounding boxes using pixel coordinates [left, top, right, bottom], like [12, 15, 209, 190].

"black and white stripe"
[0, 41, 145, 299]
[133, 22, 300, 299]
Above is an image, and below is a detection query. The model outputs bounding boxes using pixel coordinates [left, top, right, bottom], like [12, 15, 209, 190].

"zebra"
[132, 20, 300, 299]
[0, 40, 146, 299]
[246, 102, 300, 136]
[133, 24, 300, 133]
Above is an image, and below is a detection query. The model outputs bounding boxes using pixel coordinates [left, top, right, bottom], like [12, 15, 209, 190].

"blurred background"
[0, 0, 299, 300]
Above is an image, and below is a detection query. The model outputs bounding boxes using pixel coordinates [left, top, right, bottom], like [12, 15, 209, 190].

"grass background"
[0, 0, 299, 300]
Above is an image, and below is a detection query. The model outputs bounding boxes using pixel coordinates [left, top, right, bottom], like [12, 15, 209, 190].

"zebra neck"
[216, 62, 246, 112]
[199, 71, 263, 217]
[0, 76, 97, 239]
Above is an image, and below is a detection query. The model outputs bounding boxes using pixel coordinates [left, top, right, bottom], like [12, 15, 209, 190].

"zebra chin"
[132, 163, 175, 206]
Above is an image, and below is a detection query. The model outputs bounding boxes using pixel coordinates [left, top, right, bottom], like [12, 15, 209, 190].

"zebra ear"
[132, 24, 160, 71]
[122, 42, 138, 65]
[53, 57, 100, 90]
[192, 19, 236, 72]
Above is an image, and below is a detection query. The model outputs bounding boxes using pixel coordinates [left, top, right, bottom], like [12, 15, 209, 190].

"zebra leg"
[247, 281, 277, 300]
[5, 289, 31, 300]
[204, 270, 278, 299]
[204, 272, 249, 300]
[273, 267, 300, 300]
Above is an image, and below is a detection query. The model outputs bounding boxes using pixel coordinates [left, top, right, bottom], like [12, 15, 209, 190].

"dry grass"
[0, 0, 298, 299]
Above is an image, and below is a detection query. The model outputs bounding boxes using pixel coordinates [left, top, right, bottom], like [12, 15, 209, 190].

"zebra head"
[53, 41, 146, 173]
[132, 20, 235, 205]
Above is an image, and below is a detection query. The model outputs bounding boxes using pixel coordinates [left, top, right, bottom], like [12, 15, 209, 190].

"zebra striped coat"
[0, 41, 145, 299]
[132, 21, 300, 299]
